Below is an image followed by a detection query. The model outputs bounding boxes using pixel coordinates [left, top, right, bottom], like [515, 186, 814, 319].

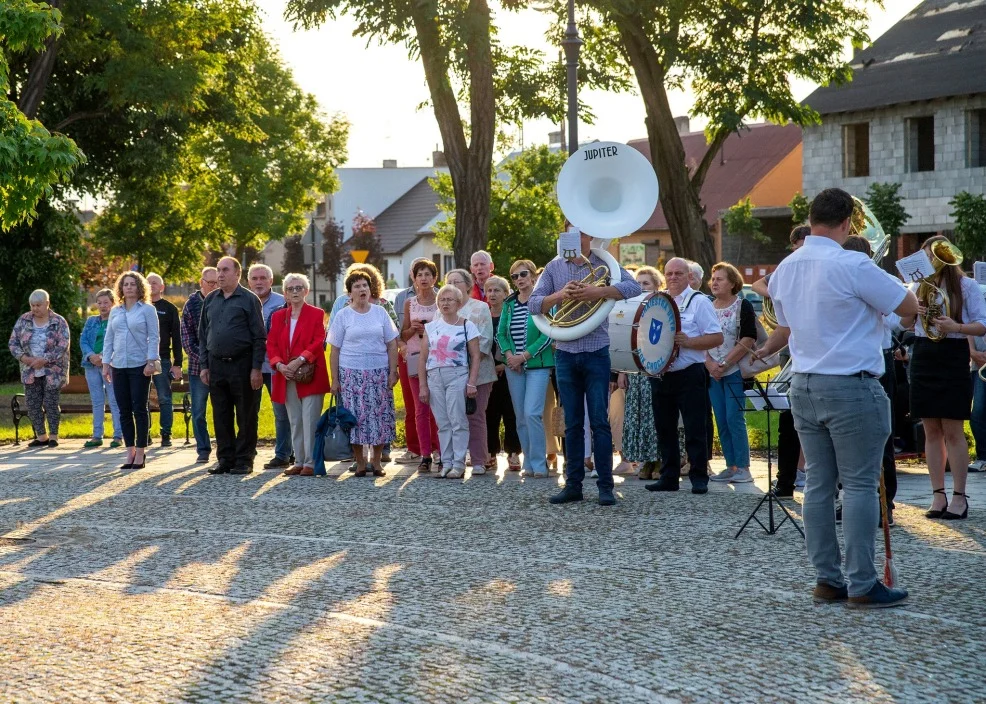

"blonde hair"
[436, 284, 463, 304]
[635, 266, 665, 290]
[484, 275, 509, 295]
[509, 259, 537, 276]
[95, 288, 117, 304]
[114, 271, 151, 304]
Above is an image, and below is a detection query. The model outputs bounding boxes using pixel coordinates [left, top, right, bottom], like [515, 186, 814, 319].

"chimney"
[674, 116, 690, 135]
[382, 159, 397, 168]
[432, 150, 447, 167]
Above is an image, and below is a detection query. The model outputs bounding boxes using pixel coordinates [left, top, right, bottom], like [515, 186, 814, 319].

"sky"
[254, 0, 924, 169]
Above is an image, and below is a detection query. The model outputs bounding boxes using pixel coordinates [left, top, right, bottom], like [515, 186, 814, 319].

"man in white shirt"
[646, 258, 723, 495]
[757, 188, 918, 609]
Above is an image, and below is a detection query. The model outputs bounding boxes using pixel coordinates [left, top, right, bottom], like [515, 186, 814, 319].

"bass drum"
[609, 291, 680, 376]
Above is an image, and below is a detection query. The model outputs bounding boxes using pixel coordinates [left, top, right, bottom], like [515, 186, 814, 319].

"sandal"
[372, 464, 386, 477]
[354, 468, 368, 477]
[417, 457, 433, 473]
[941, 491, 969, 520]
[925, 488, 948, 519]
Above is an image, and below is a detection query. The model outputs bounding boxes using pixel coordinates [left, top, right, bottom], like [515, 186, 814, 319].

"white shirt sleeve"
[961, 276, 986, 326]
[326, 308, 347, 348]
[691, 296, 723, 335]
[767, 275, 789, 328]
[852, 259, 907, 315]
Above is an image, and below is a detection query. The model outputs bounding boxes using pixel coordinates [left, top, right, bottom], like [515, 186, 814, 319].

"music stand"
[734, 378, 805, 539]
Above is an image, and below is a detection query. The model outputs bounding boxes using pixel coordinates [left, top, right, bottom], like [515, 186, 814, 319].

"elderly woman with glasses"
[444, 268, 498, 476]
[328, 270, 400, 476]
[8, 289, 71, 448]
[269, 273, 331, 476]
[497, 259, 555, 477]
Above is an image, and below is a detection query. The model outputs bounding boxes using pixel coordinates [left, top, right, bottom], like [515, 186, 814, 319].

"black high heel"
[925, 488, 948, 519]
[941, 491, 969, 520]
[120, 463, 133, 470]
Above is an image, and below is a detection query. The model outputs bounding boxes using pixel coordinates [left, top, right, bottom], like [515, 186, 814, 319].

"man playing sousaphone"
[529, 228, 640, 506]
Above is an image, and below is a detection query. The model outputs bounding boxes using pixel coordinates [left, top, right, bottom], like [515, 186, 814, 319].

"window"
[968, 109, 986, 168]
[906, 116, 935, 172]
[432, 252, 442, 278]
[842, 123, 870, 177]
[443, 255, 455, 276]
[315, 201, 326, 218]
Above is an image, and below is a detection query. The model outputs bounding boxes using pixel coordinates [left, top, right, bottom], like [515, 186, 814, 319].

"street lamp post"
[561, 0, 582, 156]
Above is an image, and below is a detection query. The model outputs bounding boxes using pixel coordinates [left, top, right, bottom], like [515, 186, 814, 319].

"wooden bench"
[10, 374, 192, 445]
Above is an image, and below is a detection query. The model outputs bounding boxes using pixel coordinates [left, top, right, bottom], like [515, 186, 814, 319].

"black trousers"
[879, 350, 898, 506]
[209, 356, 262, 468]
[487, 372, 521, 455]
[651, 362, 709, 483]
[775, 410, 802, 492]
[113, 366, 151, 449]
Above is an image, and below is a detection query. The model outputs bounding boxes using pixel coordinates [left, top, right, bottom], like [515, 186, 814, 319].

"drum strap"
[680, 290, 701, 311]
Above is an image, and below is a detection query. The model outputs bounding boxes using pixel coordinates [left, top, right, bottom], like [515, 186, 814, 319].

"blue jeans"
[263, 373, 293, 461]
[791, 373, 888, 597]
[84, 366, 121, 440]
[150, 360, 174, 437]
[188, 374, 211, 456]
[504, 367, 552, 474]
[555, 348, 613, 491]
[971, 370, 986, 461]
[708, 369, 750, 469]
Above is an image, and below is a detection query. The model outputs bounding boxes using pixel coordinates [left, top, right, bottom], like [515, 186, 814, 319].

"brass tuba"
[916, 239, 963, 342]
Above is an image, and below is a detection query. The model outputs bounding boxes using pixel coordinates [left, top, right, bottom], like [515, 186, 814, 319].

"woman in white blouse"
[101, 272, 160, 469]
[900, 235, 986, 521]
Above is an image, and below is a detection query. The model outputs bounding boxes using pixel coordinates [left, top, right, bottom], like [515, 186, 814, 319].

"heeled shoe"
[120, 463, 134, 470]
[925, 488, 948, 518]
[941, 491, 969, 520]
[130, 461, 145, 469]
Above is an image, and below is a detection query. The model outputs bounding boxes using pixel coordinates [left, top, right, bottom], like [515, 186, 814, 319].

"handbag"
[322, 395, 355, 461]
[462, 320, 477, 414]
[294, 360, 315, 384]
[406, 351, 420, 378]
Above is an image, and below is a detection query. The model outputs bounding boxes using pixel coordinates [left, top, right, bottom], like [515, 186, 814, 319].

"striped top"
[509, 299, 529, 352]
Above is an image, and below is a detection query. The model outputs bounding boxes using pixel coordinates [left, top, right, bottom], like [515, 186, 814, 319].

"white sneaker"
[519, 468, 535, 477]
[447, 467, 464, 479]
[397, 451, 421, 464]
[968, 460, 986, 472]
[471, 465, 486, 476]
[795, 469, 807, 487]
[730, 467, 754, 483]
[710, 467, 737, 482]
[438, 465, 451, 478]
[589, 469, 598, 478]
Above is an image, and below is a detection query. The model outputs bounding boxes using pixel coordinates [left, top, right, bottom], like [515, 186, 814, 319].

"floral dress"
[622, 373, 660, 463]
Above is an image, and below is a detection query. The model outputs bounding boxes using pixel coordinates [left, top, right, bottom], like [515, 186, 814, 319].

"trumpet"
[549, 264, 611, 328]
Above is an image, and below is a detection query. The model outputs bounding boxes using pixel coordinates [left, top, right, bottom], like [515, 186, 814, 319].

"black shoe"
[549, 484, 584, 504]
[230, 465, 253, 475]
[941, 492, 969, 520]
[924, 488, 948, 519]
[691, 481, 709, 495]
[208, 463, 233, 475]
[196, 454, 211, 464]
[773, 484, 795, 498]
[263, 456, 291, 470]
[131, 461, 145, 469]
[847, 581, 908, 609]
[160, 435, 172, 447]
[598, 488, 616, 506]
[27, 439, 48, 448]
[48, 439, 59, 448]
[120, 463, 134, 470]
[645, 478, 679, 492]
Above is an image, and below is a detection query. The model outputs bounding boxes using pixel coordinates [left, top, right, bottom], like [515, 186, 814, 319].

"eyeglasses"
[285, 285, 305, 293]
[510, 270, 531, 280]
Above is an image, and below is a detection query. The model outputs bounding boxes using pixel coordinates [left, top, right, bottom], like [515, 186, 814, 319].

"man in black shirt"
[147, 273, 183, 447]
[198, 256, 267, 474]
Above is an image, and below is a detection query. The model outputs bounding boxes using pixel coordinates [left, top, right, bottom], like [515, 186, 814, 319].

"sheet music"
[745, 388, 791, 411]
[974, 261, 986, 285]
[895, 250, 935, 283]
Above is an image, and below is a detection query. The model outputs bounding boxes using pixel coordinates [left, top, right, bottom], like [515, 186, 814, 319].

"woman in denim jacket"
[80, 288, 123, 448]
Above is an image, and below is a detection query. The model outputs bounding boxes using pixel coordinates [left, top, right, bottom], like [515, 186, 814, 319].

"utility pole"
[308, 218, 318, 304]
[561, 0, 582, 156]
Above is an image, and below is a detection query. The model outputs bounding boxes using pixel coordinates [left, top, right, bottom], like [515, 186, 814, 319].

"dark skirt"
[909, 337, 972, 420]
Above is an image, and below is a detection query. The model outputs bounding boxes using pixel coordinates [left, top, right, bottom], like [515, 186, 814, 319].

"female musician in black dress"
[901, 235, 986, 520]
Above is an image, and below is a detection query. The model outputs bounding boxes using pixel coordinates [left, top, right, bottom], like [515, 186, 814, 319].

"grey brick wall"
[803, 95, 986, 233]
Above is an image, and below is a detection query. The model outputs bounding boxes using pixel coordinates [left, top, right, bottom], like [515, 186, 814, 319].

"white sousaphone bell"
[532, 141, 660, 343]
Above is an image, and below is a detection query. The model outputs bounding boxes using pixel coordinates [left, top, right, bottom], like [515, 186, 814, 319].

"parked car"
[739, 284, 763, 316]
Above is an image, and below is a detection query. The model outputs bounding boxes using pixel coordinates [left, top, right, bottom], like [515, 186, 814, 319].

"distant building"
[802, 0, 986, 257]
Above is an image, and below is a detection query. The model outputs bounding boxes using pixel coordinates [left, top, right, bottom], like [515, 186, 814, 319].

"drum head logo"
[649, 318, 663, 345]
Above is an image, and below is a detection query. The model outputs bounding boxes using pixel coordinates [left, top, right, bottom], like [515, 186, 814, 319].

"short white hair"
[470, 250, 493, 265]
[282, 273, 310, 291]
[146, 272, 164, 285]
[436, 284, 463, 303]
[687, 261, 703, 281]
[248, 263, 273, 279]
[29, 289, 49, 304]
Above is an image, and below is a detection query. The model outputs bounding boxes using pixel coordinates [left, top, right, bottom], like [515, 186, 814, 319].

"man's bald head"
[664, 258, 690, 296]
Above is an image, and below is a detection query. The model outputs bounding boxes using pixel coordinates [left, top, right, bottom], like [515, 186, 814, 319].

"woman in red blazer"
[267, 273, 330, 476]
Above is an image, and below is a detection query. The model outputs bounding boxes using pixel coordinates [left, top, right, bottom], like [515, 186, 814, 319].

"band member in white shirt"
[757, 188, 918, 609]
[646, 258, 723, 495]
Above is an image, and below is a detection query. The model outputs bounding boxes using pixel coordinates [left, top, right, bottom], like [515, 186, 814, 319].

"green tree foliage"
[433, 145, 566, 275]
[0, 201, 86, 380]
[0, 0, 84, 230]
[560, 0, 871, 273]
[723, 198, 768, 244]
[285, 0, 626, 270]
[865, 182, 910, 237]
[950, 192, 986, 260]
[345, 212, 384, 271]
[319, 218, 345, 294]
[281, 235, 307, 277]
[789, 192, 810, 225]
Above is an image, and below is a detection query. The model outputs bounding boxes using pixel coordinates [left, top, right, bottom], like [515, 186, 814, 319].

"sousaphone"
[533, 142, 660, 342]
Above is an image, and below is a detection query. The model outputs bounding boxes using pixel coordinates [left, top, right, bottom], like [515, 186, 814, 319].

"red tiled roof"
[628, 122, 802, 231]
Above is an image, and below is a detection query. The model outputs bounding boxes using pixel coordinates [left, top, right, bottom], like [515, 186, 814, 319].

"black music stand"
[734, 378, 805, 539]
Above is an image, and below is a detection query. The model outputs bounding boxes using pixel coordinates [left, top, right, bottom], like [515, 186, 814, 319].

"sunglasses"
[510, 270, 531, 280]
[285, 285, 305, 293]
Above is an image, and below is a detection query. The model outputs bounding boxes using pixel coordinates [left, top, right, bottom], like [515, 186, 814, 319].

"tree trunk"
[16, 1, 62, 120]
[411, 0, 494, 269]
[616, 21, 718, 275]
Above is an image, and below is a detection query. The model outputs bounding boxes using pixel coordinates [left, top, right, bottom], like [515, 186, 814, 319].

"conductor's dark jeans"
[650, 362, 709, 484]
[775, 411, 802, 492]
[879, 350, 898, 506]
[209, 356, 262, 468]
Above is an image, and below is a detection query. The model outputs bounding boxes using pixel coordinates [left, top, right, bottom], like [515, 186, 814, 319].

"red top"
[266, 303, 330, 403]
[471, 282, 488, 304]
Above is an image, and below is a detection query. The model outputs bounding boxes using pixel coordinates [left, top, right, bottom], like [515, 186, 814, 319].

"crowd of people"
[9, 187, 984, 609]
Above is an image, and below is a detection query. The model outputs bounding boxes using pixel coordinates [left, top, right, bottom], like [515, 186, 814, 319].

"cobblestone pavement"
[0, 441, 984, 703]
